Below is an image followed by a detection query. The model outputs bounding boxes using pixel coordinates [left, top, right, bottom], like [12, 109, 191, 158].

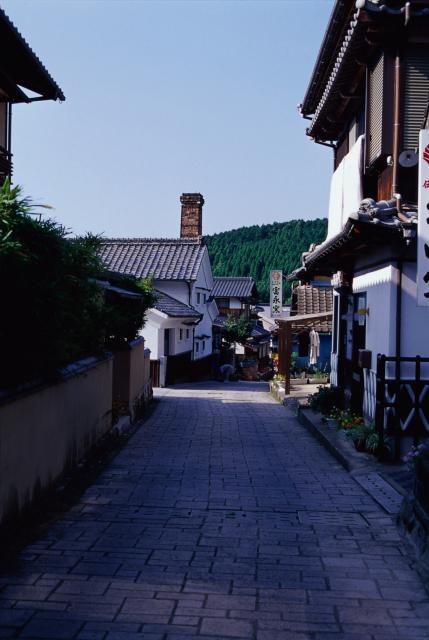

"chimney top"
[180, 193, 204, 239]
[180, 193, 205, 206]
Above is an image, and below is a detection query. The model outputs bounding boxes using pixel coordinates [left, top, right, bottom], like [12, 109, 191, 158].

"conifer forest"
[205, 218, 327, 302]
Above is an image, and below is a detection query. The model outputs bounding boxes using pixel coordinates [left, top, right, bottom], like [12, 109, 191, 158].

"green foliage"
[329, 409, 364, 429]
[104, 276, 157, 345]
[222, 314, 252, 347]
[345, 422, 389, 455]
[205, 218, 327, 302]
[0, 180, 155, 387]
[308, 385, 343, 415]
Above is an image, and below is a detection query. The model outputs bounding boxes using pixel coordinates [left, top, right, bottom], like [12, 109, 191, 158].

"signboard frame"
[270, 270, 283, 318]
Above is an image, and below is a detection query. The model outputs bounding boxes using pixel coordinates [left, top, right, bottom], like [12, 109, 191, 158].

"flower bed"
[308, 387, 389, 457]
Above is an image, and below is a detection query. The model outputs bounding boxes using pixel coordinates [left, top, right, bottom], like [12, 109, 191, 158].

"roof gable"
[100, 238, 206, 281]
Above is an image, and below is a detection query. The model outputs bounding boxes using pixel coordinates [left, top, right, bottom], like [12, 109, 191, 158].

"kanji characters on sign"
[270, 270, 283, 317]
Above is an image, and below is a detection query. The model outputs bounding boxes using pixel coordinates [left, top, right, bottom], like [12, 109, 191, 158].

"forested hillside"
[205, 219, 327, 302]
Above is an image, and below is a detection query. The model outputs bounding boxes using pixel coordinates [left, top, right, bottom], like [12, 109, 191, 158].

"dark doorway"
[164, 328, 171, 357]
[351, 293, 367, 413]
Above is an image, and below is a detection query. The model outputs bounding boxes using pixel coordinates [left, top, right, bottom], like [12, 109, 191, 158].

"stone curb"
[297, 404, 376, 473]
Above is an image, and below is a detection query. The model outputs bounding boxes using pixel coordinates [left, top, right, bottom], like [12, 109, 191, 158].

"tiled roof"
[0, 7, 65, 102]
[212, 277, 256, 299]
[250, 321, 271, 341]
[100, 238, 206, 281]
[292, 285, 333, 333]
[288, 199, 417, 282]
[154, 290, 201, 319]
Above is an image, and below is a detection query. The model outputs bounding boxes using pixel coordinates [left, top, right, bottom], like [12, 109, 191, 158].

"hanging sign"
[270, 270, 283, 317]
[418, 129, 429, 306]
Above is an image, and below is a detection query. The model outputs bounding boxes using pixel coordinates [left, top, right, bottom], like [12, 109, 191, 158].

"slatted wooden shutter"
[402, 47, 429, 151]
[367, 53, 385, 165]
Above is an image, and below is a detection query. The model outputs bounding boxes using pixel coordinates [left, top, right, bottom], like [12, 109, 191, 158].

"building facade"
[289, 0, 429, 458]
[100, 194, 218, 386]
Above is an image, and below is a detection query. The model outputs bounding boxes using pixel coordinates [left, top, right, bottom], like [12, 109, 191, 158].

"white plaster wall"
[229, 298, 242, 310]
[353, 265, 397, 360]
[327, 136, 364, 240]
[144, 247, 216, 362]
[142, 319, 160, 359]
[192, 249, 215, 359]
[401, 262, 429, 358]
[143, 311, 194, 359]
[155, 281, 190, 305]
[352, 263, 429, 380]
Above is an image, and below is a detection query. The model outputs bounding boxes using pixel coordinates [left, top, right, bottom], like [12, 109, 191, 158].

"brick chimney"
[180, 193, 204, 239]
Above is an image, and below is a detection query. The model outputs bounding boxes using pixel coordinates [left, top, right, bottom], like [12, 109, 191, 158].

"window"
[402, 47, 429, 151]
[203, 293, 206, 303]
[202, 340, 205, 351]
[186, 329, 190, 340]
[195, 342, 199, 353]
[366, 52, 393, 166]
[197, 292, 201, 304]
[179, 328, 183, 341]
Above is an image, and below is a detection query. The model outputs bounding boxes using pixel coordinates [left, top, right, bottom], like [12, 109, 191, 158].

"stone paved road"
[1, 381, 429, 640]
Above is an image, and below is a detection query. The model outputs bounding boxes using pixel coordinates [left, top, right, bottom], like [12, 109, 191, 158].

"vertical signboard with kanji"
[418, 129, 429, 306]
[270, 270, 282, 317]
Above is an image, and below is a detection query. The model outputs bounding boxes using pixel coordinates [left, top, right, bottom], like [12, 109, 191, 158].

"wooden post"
[285, 323, 292, 395]
[278, 323, 286, 375]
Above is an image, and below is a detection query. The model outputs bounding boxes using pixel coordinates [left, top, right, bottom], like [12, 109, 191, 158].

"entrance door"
[351, 293, 367, 413]
[164, 328, 171, 357]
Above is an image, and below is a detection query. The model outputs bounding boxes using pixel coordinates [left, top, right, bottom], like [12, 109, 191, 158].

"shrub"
[308, 385, 343, 415]
[346, 422, 390, 455]
[329, 409, 364, 429]
[0, 180, 155, 387]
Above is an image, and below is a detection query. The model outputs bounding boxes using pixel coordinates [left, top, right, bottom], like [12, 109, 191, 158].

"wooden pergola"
[276, 311, 333, 395]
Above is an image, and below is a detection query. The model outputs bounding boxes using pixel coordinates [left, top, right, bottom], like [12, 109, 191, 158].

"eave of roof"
[0, 7, 65, 102]
[153, 290, 202, 320]
[276, 311, 333, 332]
[288, 212, 415, 282]
[301, 0, 356, 116]
[302, 1, 429, 140]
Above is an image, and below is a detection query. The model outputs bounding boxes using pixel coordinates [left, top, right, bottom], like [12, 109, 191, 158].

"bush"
[308, 385, 343, 415]
[0, 180, 155, 387]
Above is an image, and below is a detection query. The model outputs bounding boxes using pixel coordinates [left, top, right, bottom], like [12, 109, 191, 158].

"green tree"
[205, 218, 327, 302]
[0, 180, 155, 387]
[222, 314, 252, 348]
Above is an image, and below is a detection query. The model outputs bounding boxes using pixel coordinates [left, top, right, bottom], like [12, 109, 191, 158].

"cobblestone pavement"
[1, 381, 429, 640]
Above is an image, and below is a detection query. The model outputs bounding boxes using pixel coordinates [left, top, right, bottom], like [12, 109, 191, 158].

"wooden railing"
[375, 355, 429, 460]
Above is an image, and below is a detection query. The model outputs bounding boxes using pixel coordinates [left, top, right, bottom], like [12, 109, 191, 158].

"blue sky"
[3, 0, 334, 238]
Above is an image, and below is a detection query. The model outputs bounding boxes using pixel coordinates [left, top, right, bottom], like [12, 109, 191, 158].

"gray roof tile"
[212, 277, 256, 299]
[100, 238, 206, 281]
[154, 290, 201, 319]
